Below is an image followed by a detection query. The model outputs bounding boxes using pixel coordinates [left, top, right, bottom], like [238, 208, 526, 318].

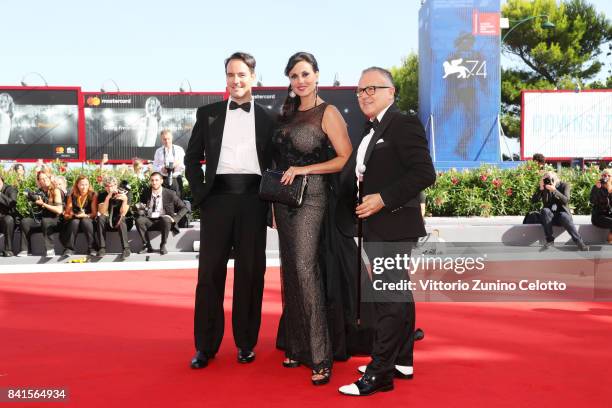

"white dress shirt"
[355, 103, 393, 180]
[147, 189, 165, 218]
[216, 99, 260, 175]
[153, 144, 186, 176]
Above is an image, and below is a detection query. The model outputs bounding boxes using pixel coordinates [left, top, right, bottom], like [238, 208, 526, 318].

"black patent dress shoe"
[339, 374, 394, 396]
[190, 351, 209, 369]
[237, 349, 255, 364]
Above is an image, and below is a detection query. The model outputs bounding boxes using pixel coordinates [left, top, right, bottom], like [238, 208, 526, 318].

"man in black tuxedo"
[0, 175, 18, 257]
[185, 52, 275, 368]
[135, 172, 187, 255]
[337, 67, 436, 396]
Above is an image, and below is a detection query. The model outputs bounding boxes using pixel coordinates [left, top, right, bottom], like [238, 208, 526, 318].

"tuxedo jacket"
[185, 100, 275, 207]
[531, 182, 572, 215]
[0, 183, 17, 217]
[337, 105, 436, 241]
[140, 187, 188, 224]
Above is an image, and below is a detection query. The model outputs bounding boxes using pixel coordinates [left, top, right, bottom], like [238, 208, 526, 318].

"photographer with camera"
[96, 176, 132, 259]
[18, 171, 64, 257]
[531, 171, 588, 251]
[62, 175, 98, 256]
[153, 129, 185, 197]
[0, 175, 18, 256]
[135, 172, 187, 255]
[590, 169, 612, 244]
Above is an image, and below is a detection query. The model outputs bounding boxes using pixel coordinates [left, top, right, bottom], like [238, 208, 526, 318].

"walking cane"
[356, 164, 366, 325]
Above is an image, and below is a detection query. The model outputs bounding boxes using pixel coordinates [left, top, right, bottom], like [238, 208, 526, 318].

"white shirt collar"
[371, 103, 393, 123]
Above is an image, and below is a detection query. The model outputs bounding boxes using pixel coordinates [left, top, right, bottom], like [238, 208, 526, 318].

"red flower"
[451, 177, 459, 185]
[59, 166, 66, 173]
[492, 178, 502, 188]
[506, 188, 513, 196]
[480, 174, 488, 182]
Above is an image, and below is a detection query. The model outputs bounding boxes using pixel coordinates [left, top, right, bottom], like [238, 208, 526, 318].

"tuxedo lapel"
[205, 101, 228, 175]
[254, 103, 268, 172]
[363, 104, 398, 166]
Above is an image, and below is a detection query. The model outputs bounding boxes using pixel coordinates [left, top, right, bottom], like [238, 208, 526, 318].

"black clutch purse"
[259, 169, 307, 207]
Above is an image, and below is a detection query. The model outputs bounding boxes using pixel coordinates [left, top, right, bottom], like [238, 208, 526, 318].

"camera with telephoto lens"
[165, 162, 174, 172]
[543, 177, 553, 186]
[24, 189, 43, 203]
[134, 202, 147, 217]
[112, 180, 131, 199]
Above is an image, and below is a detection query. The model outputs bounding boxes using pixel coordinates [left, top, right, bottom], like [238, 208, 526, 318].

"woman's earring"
[289, 89, 296, 98]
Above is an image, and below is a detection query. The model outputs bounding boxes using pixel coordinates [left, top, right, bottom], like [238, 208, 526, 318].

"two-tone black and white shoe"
[338, 374, 394, 396]
[357, 364, 413, 380]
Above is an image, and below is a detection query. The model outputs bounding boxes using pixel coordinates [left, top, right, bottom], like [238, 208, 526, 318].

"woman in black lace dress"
[273, 52, 352, 385]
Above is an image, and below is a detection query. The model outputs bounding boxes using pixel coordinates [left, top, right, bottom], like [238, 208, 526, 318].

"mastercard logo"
[55, 146, 65, 154]
[87, 96, 101, 106]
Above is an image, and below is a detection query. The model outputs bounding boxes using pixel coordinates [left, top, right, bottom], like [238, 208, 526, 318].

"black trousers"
[363, 233, 416, 381]
[63, 218, 95, 251]
[20, 217, 61, 252]
[135, 216, 172, 246]
[592, 213, 612, 232]
[540, 208, 582, 243]
[0, 214, 16, 252]
[193, 192, 268, 356]
[96, 215, 129, 250]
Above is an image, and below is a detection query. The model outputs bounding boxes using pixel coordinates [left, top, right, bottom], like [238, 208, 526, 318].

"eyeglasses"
[355, 86, 391, 97]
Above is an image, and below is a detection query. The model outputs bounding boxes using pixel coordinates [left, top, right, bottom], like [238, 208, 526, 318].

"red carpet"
[0, 267, 611, 407]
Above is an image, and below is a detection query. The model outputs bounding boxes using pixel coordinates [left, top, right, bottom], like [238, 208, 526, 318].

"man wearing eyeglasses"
[336, 67, 435, 396]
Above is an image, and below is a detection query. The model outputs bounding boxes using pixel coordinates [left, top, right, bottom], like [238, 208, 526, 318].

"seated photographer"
[0, 175, 18, 257]
[18, 171, 64, 257]
[62, 175, 98, 256]
[153, 130, 185, 197]
[590, 169, 612, 244]
[135, 172, 187, 255]
[96, 176, 132, 259]
[531, 171, 588, 251]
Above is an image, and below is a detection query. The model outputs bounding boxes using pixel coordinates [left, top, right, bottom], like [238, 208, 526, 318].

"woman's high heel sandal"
[311, 366, 331, 385]
[282, 358, 300, 368]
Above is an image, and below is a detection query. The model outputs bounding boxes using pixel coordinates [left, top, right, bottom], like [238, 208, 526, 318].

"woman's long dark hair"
[280, 52, 319, 122]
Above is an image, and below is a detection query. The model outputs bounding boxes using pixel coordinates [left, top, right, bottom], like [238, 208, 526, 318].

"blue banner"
[419, 0, 501, 164]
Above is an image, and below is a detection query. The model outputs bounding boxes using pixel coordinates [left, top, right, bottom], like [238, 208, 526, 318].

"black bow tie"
[229, 100, 251, 113]
[363, 118, 380, 136]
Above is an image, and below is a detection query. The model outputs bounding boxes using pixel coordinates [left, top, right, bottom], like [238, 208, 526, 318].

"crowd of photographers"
[0, 130, 189, 258]
[1, 149, 611, 258]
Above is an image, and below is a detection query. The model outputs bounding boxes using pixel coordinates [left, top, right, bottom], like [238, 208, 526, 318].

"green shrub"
[426, 162, 600, 217]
